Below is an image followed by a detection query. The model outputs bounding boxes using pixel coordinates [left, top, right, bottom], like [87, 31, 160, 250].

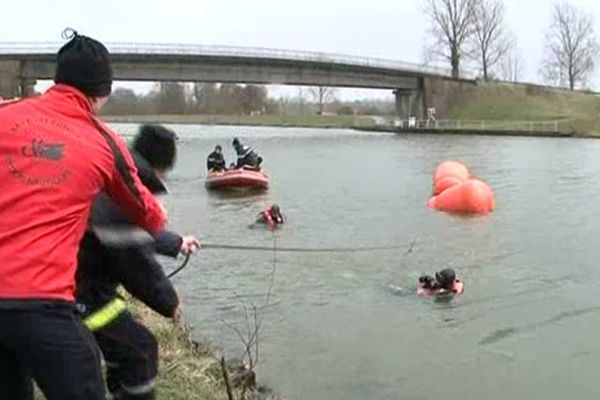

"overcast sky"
[3, 0, 600, 99]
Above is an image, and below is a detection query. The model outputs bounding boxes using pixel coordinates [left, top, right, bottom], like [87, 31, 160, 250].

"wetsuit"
[207, 150, 226, 172]
[256, 207, 284, 229]
[0, 85, 166, 400]
[77, 151, 182, 400]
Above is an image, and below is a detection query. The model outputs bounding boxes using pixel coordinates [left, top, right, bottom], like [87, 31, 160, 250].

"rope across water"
[166, 239, 416, 279]
[201, 242, 415, 253]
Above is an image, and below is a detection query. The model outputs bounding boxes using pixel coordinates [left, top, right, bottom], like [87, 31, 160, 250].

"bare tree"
[220, 235, 279, 399]
[309, 86, 336, 114]
[424, 0, 479, 78]
[157, 82, 187, 114]
[192, 82, 218, 112]
[500, 47, 524, 83]
[470, 0, 510, 80]
[241, 85, 268, 114]
[102, 88, 142, 115]
[297, 87, 306, 115]
[542, 2, 599, 90]
[277, 96, 290, 116]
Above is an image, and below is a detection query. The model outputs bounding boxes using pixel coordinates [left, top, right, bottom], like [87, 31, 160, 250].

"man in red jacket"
[0, 30, 166, 400]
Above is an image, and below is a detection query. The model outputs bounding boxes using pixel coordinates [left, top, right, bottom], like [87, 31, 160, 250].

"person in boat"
[207, 144, 226, 172]
[418, 268, 463, 295]
[233, 137, 263, 170]
[77, 124, 200, 400]
[256, 204, 285, 229]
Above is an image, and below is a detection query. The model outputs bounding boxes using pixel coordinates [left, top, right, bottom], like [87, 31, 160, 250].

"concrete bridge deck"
[0, 42, 476, 118]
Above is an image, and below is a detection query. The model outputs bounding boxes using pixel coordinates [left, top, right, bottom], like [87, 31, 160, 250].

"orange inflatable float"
[432, 161, 470, 195]
[429, 161, 495, 214]
[433, 161, 470, 183]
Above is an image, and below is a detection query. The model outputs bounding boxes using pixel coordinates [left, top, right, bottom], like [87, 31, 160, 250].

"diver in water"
[255, 204, 284, 229]
[418, 268, 463, 295]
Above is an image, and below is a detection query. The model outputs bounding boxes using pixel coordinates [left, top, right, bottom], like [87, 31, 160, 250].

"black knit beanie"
[54, 28, 113, 97]
[132, 125, 178, 171]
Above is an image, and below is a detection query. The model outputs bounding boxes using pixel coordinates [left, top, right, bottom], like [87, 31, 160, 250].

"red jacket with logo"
[0, 85, 166, 303]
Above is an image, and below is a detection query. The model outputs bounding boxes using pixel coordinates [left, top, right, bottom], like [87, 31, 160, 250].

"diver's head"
[232, 137, 240, 148]
[215, 144, 222, 154]
[435, 268, 456, 288]
[270, 204, 283, 222]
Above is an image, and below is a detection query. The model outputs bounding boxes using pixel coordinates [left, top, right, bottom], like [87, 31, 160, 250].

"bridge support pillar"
[0, 61, 21, 99]
[394, 88, 424, 121]
[20, 78, 37, 98]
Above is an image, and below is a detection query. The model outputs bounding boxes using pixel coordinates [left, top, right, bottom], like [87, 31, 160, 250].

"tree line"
[101, 83, 395, 116]
[424, 0, 598, 90]
[102, 83, 270, 115]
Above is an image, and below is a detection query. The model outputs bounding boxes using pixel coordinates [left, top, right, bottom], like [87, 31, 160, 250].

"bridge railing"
[390, 119, 564, 133]
[0, 42, 478, 79]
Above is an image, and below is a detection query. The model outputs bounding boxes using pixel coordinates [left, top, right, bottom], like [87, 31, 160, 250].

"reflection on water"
[113, 123, 600, 400]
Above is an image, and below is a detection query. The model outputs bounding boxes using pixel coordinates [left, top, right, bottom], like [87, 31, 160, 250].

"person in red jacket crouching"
[0, 29, 166, 400]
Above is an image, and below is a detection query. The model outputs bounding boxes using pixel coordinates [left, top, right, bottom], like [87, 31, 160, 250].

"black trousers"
[95, 311, 158, 400]
[0, 303, 105, 400]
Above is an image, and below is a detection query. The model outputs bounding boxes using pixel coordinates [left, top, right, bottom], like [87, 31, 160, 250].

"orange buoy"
[428, 179, 495, 214]
[433, 175, 465, 196]
[432, 161, 469, 195]
[433, 161, 469, 183]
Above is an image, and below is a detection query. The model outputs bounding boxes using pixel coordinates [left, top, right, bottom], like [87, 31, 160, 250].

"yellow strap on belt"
[83, 298, 127, 332]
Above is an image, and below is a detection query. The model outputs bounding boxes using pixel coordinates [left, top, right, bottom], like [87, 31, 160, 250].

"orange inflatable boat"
[205, 168, 269, 190]
[428, 178, 495, 213]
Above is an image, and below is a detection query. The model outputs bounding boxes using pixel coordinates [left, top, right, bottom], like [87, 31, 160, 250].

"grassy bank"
[103, 113, 376, 129]
[446, 82, 600, 136]
[130, 302, 230, 400]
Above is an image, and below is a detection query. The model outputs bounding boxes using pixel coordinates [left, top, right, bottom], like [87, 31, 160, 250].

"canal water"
[114, 124, 600, 400]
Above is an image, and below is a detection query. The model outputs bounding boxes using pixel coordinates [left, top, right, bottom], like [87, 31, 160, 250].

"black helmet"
[215, 144, 222, 152]
[232, 137, 240, 147]
[271, 204, 280, 213]
[435, 268, 456, 286]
